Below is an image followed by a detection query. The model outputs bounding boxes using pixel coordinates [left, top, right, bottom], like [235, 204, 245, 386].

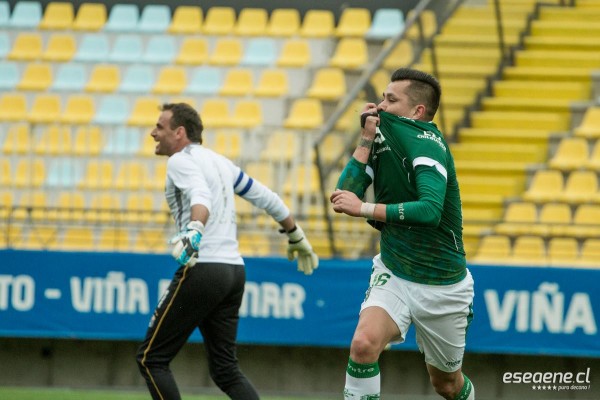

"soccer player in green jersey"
[331, 68, 475, 400]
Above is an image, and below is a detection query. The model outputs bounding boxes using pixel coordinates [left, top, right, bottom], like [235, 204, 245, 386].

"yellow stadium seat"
[42, 33, 76, 61]
[283, 98, 323, 129]
[220, 68, 254, 96]
[13, 159, 46, 188]
[523, 169, 564, 203]
[253, 69, 288, 97]
[39, 2, 74, 30]
[534, 202, 572, 237]
[12, 191, 47, 221]
[335, 99, 364, 131]
[87, 193, 121, 223]
[471, 235, 511, 264]
[168, 6, 203, 34]
[73, 3, 107, 31]
[495, 202, 537, 236]
[383, 39, 414, 70]
[2, 123, 31, 154]
[277, 39, 311, 67]
[566, 204, 600, 238]
[306, 67, 346, 101]
[0, 94, 27, 122]
[213, 129, 242, 160]
[260, 130, 298, 162]
[558, 170, 598, 203]
[406, 9, 438, 41]
[147, 163, 167, 191]
[283, 164, 320, 195]
[133, 229, 169, 253]
[510, 236, 547, 266]
[209, 38, 243, 66]
[73, 126, 103, 156]
[300, 9, 334, 38]
[28, 94, 61, 124]
[97, 228, 131, 251]
[230, 100, 263, 129]
[85, 64, 120, 93]
[587, 140, 600, 171]
[335, 8, 371, 37]
[548, 237, 579, 267]
[0, 160, 11, 187]
[579, 238, 600, 267]
[59, 227, 95, 251]
[55, 191, 85, 222]
[267, 8, 300, 37]
[128, 97, 161, 126]
[175, 37, 208, 65]
[329, 38, 368, 70]
[0, 191, 15, 220]
[34, 125, 72, 155]
[203, 7, 235, 35]
[234, 8, 267, 36]
[574, 107, 600, 138]
[114, 161, 150, 190]
[79, 160, 113, 190]
[245, 162, 275, 187]
[24, 227, 59, 250]
[548, 137, 589, 171]
[153, 66, 187, 95]
[8, 33, 43, 60]
[17, 63, 53, 91]
[61, 94, 95, 124]
[200, 99, 231, 128]
[125, 193, 163, 223]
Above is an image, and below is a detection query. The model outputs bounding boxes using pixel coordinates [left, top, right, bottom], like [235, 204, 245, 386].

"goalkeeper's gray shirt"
[165, 143, 290, 264]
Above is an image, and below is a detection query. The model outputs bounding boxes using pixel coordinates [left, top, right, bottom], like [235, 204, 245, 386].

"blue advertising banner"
[0, 250, 598, 357]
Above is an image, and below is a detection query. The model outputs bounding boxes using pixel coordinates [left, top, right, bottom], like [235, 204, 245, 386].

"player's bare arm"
[330, 190, 386, 222]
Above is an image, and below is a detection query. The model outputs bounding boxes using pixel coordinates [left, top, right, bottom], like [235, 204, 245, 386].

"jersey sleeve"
[336, 156, 373, 199]
[167, 153, 212, 211]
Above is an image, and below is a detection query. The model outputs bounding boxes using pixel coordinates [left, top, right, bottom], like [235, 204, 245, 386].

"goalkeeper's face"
[151, 110, 182, 157]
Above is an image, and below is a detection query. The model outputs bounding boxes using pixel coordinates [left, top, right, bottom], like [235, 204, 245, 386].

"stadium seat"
[138, 4, 170, 33]
[46, 158, 81, 188]
[574, 107, 600, 138]
[128, 96, 161, 126]
[8, 32, 42, 60]
[39, 1, 74, 30]
[558, 170, 598, 203]
[241, 38, 278, 66]
[12, 190, 47, 221]
[267, 8, 300, 37]
[548, 137, 589, 171]
[586, 140, 600, 170]
[85, 64, 120, 93]
[0, 93, 27, 122]
[13, 159, 45, 188]
[109, 34, 143, 63]
[142, 35, 177, 64]
[74, 33, 110, 62]
[329, 38, 368, 70]
[2, 123, 31, 154]
[235, 8, 268, 36]
[213, 129, 242, 160]
[0, 61, 20, 90]
[306, 67, 346, 101]
[51, 63, 86, 91]
[230, 100, 263, 129]
[17, 62, 52, 91]
[534, 202, 572, 237]
[566, 204, 600, 238]
[119, 64, 155, 93]
[283, 98, 323, 129]
[277, 39, 311, 67]
[523, 169, 564, 203]
[253, 69, 288, 97]
[209, 38, 243, 65]
[61, 94, 95, 124]
[383, 39, 415, 70]
[220, 68, 254, 96]
[0, 32, 9, 58]
[335, 99, 364, 131]
[203, 6, 235, 35]
[73, 126, 103, 156]
[124, 193, 160, 223]
[114, 161, 150, 190]
[168, 5, 202, 34]
[175, 37, 208, 65]
[97, 228, 131, 251]
[283, 164, 320, 195]
[103, 126, 141, 155]
[42, 33, 76, 62]
[366, 8, 405, 40]
[104, 3, 139, 32]
[153, 66, 187, 94]
[93, 95, 130, 125]
[335, 8, 371, 37]
[134, 229, 169, 253]
[510, 235, 547, 266]
[88, 193, 122, 222]
[73, 2, 107, 31]
[0, 160, 10, 186]
[548, 237, 579, 267]
[8, 1, 42, 29]
[406, 9, 438, 42]
[0, 1, 9, 27]
[79, 160, 113, 189]
[35, 125, 72, 156]
[495, 202, 538, 236]
[259, 130, 298, 162]
[200, 99, 231, 128]
[185, 67, 222, 95]
[579, 238, 600, 267]
[28, 94, 61, 124]
[300, 9, 334, 38]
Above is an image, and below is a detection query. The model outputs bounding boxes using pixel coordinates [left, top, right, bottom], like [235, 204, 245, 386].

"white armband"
[360, 202, 376, 219]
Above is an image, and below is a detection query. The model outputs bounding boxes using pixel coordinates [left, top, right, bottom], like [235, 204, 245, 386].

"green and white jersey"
[337, 111, 466, 285]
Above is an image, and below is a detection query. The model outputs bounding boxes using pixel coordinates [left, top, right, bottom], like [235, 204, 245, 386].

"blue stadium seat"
[241, 38, 278, 66]
[0, 1, 10, 27]
[142, 36, 176, 64]
[138, 4, 171, 33]
[119, 64, 155, 93]
[51, 63, 86, 91]
[104, 3, 139, 32]
[0, 32, 8, 58]
[185, 67, 223, 95]
[8, 0, 41, 29]
[46, 158, 82, 188]
[0, 61, 19, 90]
[93, 95, 130, 125]
[365, 9, 405, 40]
[74, 33, 110, 62]
[109, 35, 143, 63]
[103, 126, 141, 155]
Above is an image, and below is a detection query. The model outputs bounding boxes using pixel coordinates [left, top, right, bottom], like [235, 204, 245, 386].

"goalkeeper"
[136, 102, 318, 400]
[331, 68, 475, 400]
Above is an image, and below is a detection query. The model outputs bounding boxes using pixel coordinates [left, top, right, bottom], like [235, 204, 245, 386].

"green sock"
[454, 373, 474, 400]
[344, 358, 381, 400]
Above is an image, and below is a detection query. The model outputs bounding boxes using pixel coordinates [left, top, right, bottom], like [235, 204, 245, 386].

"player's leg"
[199, 263, 259, 400]
[426, 365, 474, 400]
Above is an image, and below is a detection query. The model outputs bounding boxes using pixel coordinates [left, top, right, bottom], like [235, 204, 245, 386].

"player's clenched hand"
[169, 221, 204, 267]
[330, 190, 362, 217]
[283, 225, 318, 275]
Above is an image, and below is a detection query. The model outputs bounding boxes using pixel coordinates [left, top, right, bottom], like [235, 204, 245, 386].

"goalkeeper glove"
[283, 225, 319, 275]
[169, 221, 204, 267]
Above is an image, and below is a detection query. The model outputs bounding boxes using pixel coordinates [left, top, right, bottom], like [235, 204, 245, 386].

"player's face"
[378, 80, 422, 120]
[151, 110, 179, 156]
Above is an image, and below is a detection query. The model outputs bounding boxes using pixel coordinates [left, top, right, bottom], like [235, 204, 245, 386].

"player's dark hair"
[161, 103, 204, 144]
[390, 68, 441, 120]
